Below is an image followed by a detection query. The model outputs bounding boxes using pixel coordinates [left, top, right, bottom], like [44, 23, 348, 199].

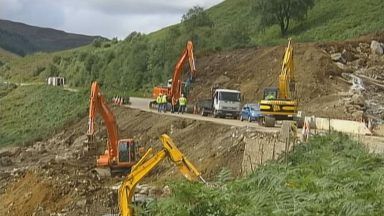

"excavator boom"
[278, 39, 295, 99]
[151, 41, 197, 107]
[87, 81, 118, 160]
[119, 134, 205, 216]
[87, 81, 136, 174]
[170, 41, 196, 105]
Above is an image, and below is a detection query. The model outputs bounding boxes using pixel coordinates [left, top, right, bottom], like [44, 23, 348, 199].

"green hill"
[0, 85, 87, 147]
[0, 19, 102, 56]
[2, 0, 384, 95]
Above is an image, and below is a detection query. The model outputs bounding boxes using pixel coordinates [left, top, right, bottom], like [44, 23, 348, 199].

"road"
[126, 97, 280, 133]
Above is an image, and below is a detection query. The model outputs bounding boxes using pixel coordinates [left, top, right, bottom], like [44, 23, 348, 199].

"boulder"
[370, 40, 383, 55]
[335, 62, 350, 71]
[331, 53, 343, 62]
[351, 94, 365, 106]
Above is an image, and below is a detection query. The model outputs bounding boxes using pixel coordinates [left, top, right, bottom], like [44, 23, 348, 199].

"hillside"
[0, 85, 87, 147]
[0, 19, 101, 56]
[2, 0, 384, 92]
[1, 0, 384, 147]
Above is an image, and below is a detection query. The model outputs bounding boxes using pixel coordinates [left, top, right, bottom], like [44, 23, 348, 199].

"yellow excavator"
[119, 134, 206, 216]
[259, 39, 303, 127]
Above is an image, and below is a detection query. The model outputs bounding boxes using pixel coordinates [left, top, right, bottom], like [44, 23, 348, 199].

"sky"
[0, 0, 224, 39]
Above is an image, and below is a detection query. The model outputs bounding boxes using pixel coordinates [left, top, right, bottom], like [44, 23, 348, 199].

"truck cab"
[212, 89, 241, 119]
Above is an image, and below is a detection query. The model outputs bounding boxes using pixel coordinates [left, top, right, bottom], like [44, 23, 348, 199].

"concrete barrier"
[305, 116, 371, 135]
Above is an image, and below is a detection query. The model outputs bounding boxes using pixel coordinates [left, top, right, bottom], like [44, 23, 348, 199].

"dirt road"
[127, 97, 280, 133]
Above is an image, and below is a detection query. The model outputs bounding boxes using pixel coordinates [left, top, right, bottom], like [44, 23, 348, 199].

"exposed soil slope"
[190, 34, 384, 120]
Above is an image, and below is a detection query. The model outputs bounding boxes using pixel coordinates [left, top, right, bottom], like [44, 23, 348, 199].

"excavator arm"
[170, 41, 197, 105]
[119, 134, 205, 216]
[87, 81, 119, 163]
[278, 38, 295, 99]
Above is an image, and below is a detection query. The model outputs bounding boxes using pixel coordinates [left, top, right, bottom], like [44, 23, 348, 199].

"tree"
[181, 6, 214, 32]
[255, 0, 315, 36]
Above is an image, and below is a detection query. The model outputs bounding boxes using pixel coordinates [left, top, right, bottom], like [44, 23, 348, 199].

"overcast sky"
[0, 0, 224, 39]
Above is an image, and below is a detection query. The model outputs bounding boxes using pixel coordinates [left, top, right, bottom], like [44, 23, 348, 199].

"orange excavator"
[149, 41, 197, 111]
[87, 81, 137, 176]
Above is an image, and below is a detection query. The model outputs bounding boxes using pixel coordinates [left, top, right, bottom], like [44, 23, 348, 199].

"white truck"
[197, 88, 241, 119]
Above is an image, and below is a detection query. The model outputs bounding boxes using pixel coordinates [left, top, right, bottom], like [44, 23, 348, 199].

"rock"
[162, 185, 171, 196]
[351, 94, 365, 106]
[76, 199, 87, 208]
[331, 53, 343, 62]
[0, 157, 13, 166]
[370, 40, 383, 55]
[138, 185, 150, 195]
[335, 62, 349, 71]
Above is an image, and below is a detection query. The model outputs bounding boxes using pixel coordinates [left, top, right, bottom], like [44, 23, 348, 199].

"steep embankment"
[0, 107, 261, 215]
[189, 33, 384, 122]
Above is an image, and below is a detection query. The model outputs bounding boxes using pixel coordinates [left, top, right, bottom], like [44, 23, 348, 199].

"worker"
[161, 93, 168, 113]
[156, 93, 162, 113]
[178, 94, 187, 114]
[266, 92, 275, 100]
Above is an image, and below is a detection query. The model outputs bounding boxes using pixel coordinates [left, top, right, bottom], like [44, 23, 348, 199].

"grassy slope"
[0, 47, 18, 62]
[0, 85, 87, 147]
[151, 0, 384, 45]
[148, 134, 384, 215]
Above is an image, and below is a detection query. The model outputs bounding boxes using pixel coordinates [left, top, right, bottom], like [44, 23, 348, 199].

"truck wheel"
[201, 108, 206, 116]
[213, 110, 218, 118]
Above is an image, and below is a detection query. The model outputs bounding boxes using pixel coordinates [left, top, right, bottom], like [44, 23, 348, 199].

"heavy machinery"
[119, 134, 206, 216]
[259, 39, 303, 127]
[87, 81, 137, 176]
[149, 41, 197, 111]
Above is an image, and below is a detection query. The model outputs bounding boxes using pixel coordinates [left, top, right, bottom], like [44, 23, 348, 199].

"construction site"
[1, 33, 384, 215]
[1, 1, 384, 215]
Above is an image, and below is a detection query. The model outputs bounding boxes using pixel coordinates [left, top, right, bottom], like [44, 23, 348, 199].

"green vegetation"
[255, 0, 315, 36]
[0, 85, 87, 147]
[0, 0, 382, 146]
[2, 0, 384, 96]
[147, 134, 384, 215]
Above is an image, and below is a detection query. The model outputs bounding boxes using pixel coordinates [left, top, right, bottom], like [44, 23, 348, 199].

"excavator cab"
[118, 139, 136, 164]
[263, 87, 279, 100]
